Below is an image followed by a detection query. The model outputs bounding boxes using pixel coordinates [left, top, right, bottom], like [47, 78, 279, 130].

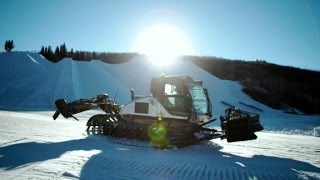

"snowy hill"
[0, 52, 319, 179]
[0, 52, 319, 133]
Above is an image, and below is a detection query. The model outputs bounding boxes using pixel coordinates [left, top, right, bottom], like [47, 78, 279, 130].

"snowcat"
[53, 75, 263, 148]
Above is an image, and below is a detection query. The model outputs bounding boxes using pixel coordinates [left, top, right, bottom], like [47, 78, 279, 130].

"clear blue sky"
[1, 0, 319, 70]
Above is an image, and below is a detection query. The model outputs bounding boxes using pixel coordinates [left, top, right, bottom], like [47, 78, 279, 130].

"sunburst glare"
[134, 23, 194, 66]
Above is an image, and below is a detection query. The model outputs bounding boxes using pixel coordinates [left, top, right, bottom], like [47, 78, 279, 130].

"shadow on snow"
[0, 136, 319, 179]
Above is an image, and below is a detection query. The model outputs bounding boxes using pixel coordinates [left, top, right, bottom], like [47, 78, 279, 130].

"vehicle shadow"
[0, 137, 319, 179]
[0, 138, 92, 170]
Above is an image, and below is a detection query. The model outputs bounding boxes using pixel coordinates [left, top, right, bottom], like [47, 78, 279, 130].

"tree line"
[40, 43, 137, 64]
[2, 41, 136, 63]
[184, 56, 320, 115]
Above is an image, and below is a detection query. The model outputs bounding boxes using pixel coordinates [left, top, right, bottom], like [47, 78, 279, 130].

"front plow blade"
[221, 108, 263, 142]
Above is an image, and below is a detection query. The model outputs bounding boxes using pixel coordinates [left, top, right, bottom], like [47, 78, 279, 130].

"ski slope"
[0, 110, 319, 179]
[0, 52, 320, 179]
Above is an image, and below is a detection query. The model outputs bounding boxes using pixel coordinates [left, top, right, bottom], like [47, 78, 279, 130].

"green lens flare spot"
[148, 123, 167, 142]
[160, 72, 165, 77]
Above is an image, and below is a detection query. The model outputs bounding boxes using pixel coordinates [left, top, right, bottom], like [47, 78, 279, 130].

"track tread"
[86, 114, 199, 148]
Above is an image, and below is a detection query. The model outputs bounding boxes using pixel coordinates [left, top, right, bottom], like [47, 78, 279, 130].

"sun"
[134, 23, 194, 66]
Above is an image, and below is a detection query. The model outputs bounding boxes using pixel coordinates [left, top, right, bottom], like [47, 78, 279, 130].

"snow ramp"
[0, 52, 319, 133]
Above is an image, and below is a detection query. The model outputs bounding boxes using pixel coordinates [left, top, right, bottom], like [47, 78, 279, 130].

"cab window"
[162, 83, 188, 115]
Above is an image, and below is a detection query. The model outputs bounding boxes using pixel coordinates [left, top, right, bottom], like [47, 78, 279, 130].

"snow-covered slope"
[0, 52, 319, 133]
[0, 52, 319, 179]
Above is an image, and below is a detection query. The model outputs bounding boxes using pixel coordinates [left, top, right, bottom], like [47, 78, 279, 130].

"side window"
[164, 84, 177, 95]
[162, 83, 187, 115]
[163, 84, 177, 107]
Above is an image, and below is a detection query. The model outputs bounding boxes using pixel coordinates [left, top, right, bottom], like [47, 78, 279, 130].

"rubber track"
[86, 114, 198, 148]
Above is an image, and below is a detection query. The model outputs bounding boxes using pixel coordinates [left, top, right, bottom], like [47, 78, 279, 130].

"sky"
[1, 0, 319, 70]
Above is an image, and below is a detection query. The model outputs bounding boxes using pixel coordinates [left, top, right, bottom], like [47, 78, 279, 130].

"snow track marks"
[81, 155, 298, 180]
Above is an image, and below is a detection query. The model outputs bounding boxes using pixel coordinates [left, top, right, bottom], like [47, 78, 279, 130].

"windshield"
[188, 83, 208, 115]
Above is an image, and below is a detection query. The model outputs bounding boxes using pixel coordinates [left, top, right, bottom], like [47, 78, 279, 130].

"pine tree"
[40, 46, 45, 55]
[4, 40, 14, 52]
[47, 46, 53, 55]
[55, 46, 60, 55]
[60, 43, 67, 57]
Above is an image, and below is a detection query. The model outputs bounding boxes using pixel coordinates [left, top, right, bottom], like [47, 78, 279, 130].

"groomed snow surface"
[0, 52, 319, 179]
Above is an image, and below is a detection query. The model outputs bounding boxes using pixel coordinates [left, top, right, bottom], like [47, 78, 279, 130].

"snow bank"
[313, 126, 320, 137]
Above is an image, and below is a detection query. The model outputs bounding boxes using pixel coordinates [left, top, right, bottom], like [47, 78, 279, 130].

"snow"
[0, 110, 319, 179]
[0, 52, 320, 179]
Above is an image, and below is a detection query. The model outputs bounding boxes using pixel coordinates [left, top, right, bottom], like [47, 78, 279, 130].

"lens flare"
[148, 123, 167, 142]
